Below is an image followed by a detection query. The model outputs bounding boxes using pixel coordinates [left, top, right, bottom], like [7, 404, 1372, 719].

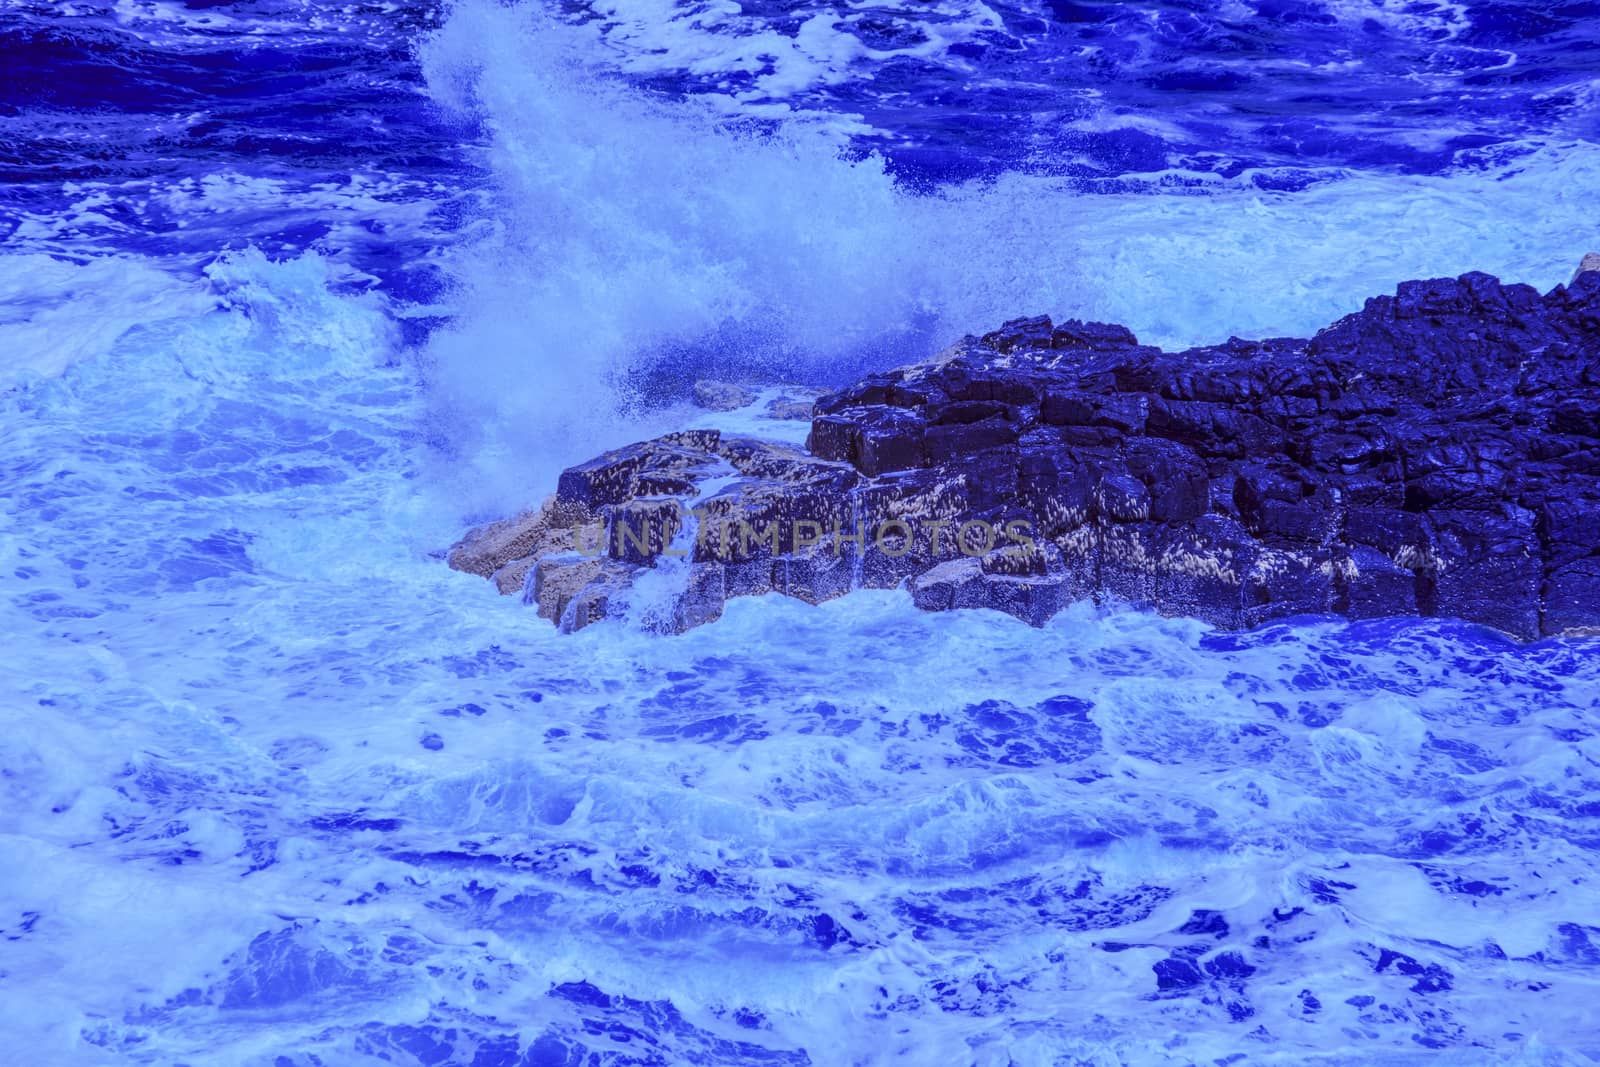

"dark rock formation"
[452, 268, 1600, 638]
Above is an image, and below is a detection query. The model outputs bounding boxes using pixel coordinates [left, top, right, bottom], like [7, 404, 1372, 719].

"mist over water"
[416, 3, 936, 502]
[2, 0, 1599, 1063]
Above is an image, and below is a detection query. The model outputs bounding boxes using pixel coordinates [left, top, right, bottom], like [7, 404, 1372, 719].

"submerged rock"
[691, 379, 821, 418]
[691, 379, 758, 411]
[765, 392, 820, 420]
[452, 267, 1600, 638]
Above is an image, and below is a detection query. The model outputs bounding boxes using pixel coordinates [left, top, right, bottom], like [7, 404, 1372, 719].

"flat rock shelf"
[451, 267, 1600, 639]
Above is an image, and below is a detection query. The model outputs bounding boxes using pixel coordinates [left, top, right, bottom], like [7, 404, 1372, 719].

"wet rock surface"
[691, 379, 758, 411]
[452, 270, 1600, 638]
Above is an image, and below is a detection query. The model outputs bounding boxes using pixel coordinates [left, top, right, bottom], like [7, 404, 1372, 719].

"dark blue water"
[5, 0, 1599, 263]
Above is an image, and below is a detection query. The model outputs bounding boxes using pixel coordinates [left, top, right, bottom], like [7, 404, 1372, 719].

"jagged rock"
[447, 497, 598, 594]
[1575, 252, 1600, 285]
[452, 264, 1600, 639]
[448, 509, 544, 578]
[530, 553, 624, 625]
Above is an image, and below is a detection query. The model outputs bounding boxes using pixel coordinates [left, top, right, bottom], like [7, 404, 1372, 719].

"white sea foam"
[0, 254, 215, 384]
[3, 245, 1597, 1059]
[3, 4, 1599, 1064]
[576, 0, 1004, 104]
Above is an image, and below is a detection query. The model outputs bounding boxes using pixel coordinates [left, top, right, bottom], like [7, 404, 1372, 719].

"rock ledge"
[451, 268, 1600, 639]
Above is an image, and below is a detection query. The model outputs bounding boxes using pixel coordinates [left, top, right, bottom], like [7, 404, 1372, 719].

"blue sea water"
[2, 0, 1599, 1063]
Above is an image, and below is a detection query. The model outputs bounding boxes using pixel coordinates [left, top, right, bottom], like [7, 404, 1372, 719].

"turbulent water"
[2, 0, 1599, 1063]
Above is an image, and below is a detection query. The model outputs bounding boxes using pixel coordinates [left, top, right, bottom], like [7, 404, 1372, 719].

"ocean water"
[2, 1, 1599, 1063]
